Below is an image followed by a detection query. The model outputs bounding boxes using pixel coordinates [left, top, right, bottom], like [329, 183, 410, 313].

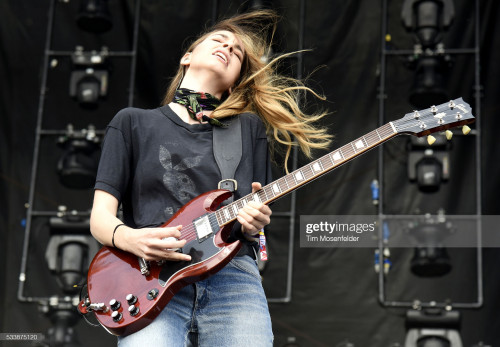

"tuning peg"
[427, 135, 436, 145]
[462, 125, 471, 135]
[445, 130, 453, 140]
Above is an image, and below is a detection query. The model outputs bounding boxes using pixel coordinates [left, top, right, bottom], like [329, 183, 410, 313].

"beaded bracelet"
[112, 223, 126, 248]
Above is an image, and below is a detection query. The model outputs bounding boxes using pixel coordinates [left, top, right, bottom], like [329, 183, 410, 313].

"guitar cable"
[78, 282, 101, 327]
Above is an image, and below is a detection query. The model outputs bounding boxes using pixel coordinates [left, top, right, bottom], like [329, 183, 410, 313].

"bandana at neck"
[173, 88, 226, 127]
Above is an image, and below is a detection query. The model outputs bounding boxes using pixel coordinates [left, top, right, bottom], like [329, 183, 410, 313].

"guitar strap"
[213, 115, 242, 204]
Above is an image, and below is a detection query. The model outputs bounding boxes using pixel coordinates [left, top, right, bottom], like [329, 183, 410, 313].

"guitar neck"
[214, 121, 398, 226]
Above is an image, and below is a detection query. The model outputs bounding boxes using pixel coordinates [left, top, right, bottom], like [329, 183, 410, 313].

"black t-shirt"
[95, 105, 272, 230]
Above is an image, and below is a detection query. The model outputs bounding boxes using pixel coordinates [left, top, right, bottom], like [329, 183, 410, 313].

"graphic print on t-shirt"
[159, 144, 202, 206]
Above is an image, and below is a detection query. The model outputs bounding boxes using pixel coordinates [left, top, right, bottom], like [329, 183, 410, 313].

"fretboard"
[214, 122, 398, 226]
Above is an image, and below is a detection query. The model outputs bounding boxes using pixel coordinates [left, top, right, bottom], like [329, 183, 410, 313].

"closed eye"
[211, 34, 244, 61]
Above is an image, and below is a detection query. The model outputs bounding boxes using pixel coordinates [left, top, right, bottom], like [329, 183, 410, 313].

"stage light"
[401, 0, 455, 48]
[76, 0, 113, 34]
[408, 53, 451, 109]
[57, 124, 101, 190]
[404, 309, 463, 347]
[69, 46, 109, 108]
[407, 136, 450, 193]
[401, 0, 455, 108]
[45, 211, 99, 294]
[407, 211, 453, 277]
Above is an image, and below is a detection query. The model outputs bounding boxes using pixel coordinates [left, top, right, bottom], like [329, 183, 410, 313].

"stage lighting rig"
[57, 124, 101, 190]
[40, 207, 99, 346]
[401, 0, 455, 108]
[76, 0, 113, 34]
[407, 210, 454, 277]
[404, 308, 462, 347]
[401, 0, 455, 48]
[69, 46, 109, 108]
[407, 45, 453, 109]
[45, 207, 99, 294]
[407, 134, 450, 193]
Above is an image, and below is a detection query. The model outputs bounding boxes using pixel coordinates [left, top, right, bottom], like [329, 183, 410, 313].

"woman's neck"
[179, 74, 225, 99]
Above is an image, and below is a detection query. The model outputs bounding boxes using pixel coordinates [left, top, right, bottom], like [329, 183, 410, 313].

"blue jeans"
[117, 255, 273, 347]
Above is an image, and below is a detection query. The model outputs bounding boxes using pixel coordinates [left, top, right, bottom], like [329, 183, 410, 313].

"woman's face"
[182, 30, 246, 93]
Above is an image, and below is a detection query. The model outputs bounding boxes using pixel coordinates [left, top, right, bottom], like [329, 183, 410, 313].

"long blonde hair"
[163, 10, 332, 172]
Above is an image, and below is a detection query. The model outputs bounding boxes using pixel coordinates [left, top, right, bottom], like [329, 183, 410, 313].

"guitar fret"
[258, 189, 267, 203]
[221, 206, 229, 221]
[341, 146, 353, 160]
[350, 141, 357, 153]
[361, 136, 369, 148]
[332, 151, 342, 162]
[294, 170, 304, 182]
[264, 186, 274, 200]
[223, 207, 230, 220]
[220, 210, 227, 223]
[340, 148, 348, 159]
[301, 168, 308, 181]
[304, 166, 313, 180]
[322, 154, 334, 168]
[277, 179, 285, 193]
[232, 203, 238, 216]
[379, 124, 394, 138]
[312, 161, 323, 173]
[215, 210, 223, 224]
[236, 200, 244, 210]
[253, 193, 261, 203]
[282, 176, 292, 190]
[365, 130, 378, 145]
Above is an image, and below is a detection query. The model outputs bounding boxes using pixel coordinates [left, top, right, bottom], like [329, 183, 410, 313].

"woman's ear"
[181, 52, 191, 66]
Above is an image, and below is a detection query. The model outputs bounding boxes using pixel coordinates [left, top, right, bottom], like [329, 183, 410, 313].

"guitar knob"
[427, 135, 436, 145]
[128, 304, 140, 316]
[445, 130, 453, 140]
[109, 299, 121, 311]
[126, 294, 137, 305]
[462, 125, 471, 135]
[111, 311, 123, 322]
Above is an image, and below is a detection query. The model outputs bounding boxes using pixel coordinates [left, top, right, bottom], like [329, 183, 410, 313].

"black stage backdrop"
[1, 1, 499, 346]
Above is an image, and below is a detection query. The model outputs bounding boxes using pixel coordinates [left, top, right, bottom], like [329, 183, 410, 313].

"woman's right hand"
[116, 224, 192, 262]
[90, 190, 192, 262]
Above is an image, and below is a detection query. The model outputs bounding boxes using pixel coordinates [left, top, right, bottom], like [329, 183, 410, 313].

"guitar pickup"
[193, 214, 213, 242]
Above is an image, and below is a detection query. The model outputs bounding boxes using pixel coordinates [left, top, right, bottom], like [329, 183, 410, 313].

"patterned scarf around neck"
[173, 88, 226, 127]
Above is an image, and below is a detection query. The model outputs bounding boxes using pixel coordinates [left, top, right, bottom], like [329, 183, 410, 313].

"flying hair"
[163, 9, 332, 173]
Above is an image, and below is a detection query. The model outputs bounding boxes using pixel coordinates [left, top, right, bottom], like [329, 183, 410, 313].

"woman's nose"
[223, 42, 233, 53]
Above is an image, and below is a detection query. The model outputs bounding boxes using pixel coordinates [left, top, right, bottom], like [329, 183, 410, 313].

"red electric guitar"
[79, 98, 474, 336]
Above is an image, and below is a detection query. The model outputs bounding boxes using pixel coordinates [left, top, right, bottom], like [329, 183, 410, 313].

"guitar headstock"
[393, 98, 475, 137]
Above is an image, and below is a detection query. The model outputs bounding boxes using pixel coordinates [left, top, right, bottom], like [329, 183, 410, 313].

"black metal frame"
[17, 0, 142, 304]
[376, 0, 483, 310]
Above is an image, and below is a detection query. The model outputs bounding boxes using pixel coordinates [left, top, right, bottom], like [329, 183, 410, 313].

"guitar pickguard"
[158, 235, 221, 287]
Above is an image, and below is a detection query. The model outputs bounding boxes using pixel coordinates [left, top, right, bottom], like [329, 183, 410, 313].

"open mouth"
[213, 51, 228, 65]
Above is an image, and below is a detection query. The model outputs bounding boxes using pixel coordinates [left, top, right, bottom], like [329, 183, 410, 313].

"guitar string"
[176, 103, 468, 243]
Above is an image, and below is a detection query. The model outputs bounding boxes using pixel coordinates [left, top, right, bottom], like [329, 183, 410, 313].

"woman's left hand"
[237, 182, 272, 240]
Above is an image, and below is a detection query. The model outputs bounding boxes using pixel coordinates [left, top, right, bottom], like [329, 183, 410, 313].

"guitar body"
[85, 189, 240, 336]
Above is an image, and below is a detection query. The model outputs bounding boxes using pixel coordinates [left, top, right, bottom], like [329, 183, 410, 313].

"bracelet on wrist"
[112, 223, 126, 248]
